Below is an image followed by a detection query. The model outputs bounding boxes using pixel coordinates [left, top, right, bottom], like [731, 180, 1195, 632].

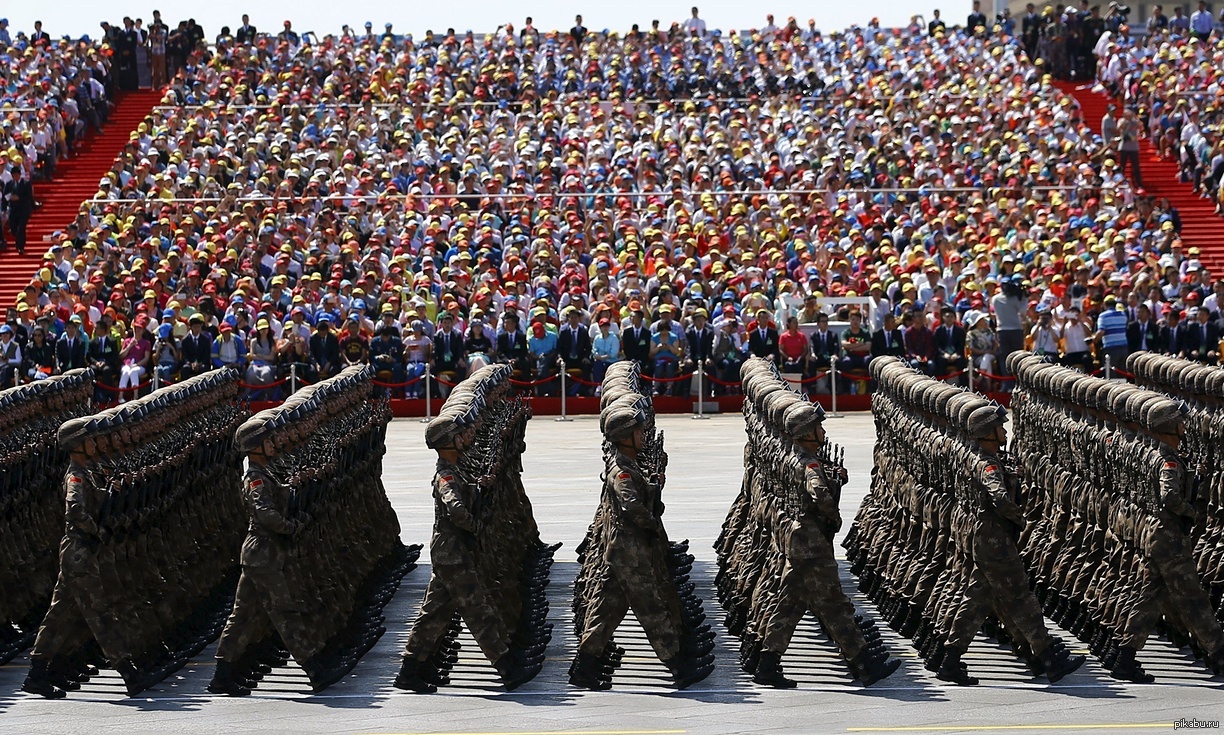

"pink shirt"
[123, 336, 151, 366]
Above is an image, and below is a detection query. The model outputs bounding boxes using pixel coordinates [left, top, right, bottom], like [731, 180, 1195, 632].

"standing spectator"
[683, 7, 707, 37]
[152, 322, 178, 384]
[591, 317, 621, 386]
[119, 317, 153, 402]
[1162, 309, 1184, 356]
[1101, 104, 1118, 149]
[570, 15, 587, 45]
[1170, 6, 1191, 35]
[809, 313, 840, 392]
[1146, 5, 1169, 33]
[557, 307, 592, 395]
[56, 315, 88, 373]
[967, 1, 989, 34]
[991, 276, 1027, 377]
[1030, 308, 1061, 360]
[4, 165, 33, 254]
[748, 308, 780, 364]
[179, 314, 213, 379]
[310, 315, 341, 380]
[148, 14, 168, 89]
[235, 14, 258, 43]
[903, 311, 937, 375]
[1117, 108, 1143, 186]
[1060, 308, 1094, 371]
[432, 313, 465, 386]
[1127, 303, 1162, 353]
[1182, 307, 1220, 363]
[778, 316, 810, 375]
[929, 9, 947, 36]
[933, 307, 967, 377]
[22, 326, 54, 381]
[1095, 295, 1130, 370]
[1191, 0, 1215, 41]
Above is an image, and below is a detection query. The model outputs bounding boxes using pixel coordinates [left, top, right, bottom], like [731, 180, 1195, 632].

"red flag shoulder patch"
[807, 463, 820, 471]
[250, 478, 264, 488]
[617, 472, 632, 480]
[440, 474, 455, 483]
[985, 465, 999, 473]
[1164, 462, 1178, 470]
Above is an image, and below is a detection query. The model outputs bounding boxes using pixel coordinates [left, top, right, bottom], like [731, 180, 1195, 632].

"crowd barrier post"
[420, 364, 433, 424]
[693, 363, 709, 420]
[1105, 354, 1113, 380]
[829, 365, 841, 418]
[290, 364, 299, 394]
[556, 366, 572, 422]
[152, 370, 160, 392]
[967, 359, 975, 394]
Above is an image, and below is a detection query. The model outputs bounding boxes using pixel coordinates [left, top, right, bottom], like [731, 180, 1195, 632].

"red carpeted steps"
[0, 88, 165, 307]
[1057, 81, 1224, 275]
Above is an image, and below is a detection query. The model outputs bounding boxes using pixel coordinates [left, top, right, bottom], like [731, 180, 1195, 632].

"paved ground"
[2, 413, 1223, 735]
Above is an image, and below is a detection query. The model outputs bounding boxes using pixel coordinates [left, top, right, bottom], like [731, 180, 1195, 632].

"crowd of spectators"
[0, 10, 1222, 402]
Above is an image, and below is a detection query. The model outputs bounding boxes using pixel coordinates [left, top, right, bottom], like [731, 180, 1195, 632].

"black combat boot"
[207, 659, 252, 696]
[115, 659, 160, 697]
[934, 649, 978, 686]
[568, 652, 611, 690]
[393, 657, 438, 693]
[752, 651, 796, 688]
[495, 653, 540, 691]
[1109, 646, 1154, 684]
[1038, 645, 1085, 684]
[665, 655, 714, 690]
[21, 659, 66, 699]
[853, 650, 902, 687]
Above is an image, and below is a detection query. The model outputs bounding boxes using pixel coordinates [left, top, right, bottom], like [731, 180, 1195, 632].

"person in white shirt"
[683, 7, 707, 38]
[1190, 0, 1215, 40]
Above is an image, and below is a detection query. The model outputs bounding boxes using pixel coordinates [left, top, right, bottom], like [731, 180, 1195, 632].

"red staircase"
[0, 89, 164, 307]
[1057, 81, 1224, 274]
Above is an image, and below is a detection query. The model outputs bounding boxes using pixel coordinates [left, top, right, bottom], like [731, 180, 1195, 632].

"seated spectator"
[404, 320, 432, 398]
[246, 319, 279, 393]
[557, 306, 593, 396]
[967, 312, 1000, 391]
[1127, 303, 1162, 353]
[464, 317, 496, 372]
[621, 305, 654, 377]
[778, 316, 810, 376]
[22, 325, 55, 381]
[310, 315, 341, 380]
[527, 318, 559, 396]
[495, 313, 530, 380]
[211, 322, 246, 374]
[712, 315, 746, 394]
[933, 307, 967, 378]
[650, 305, 685, 397]
[179, 314, 213, 379]
[0, 324, 19, 388]
[903, 311, 937, 375]
[89, 313, 121, 395]
[871, 312, 906, 361]
[838, 311, 872, 376]
[370, 325, 407, 394]
[153, 323, 179, 385]
[591, 317, 621, 387]
[119, 316, 153, 403]
[55, 315, 88, 373]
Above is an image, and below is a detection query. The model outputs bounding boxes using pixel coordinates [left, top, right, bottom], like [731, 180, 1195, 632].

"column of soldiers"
[1125, 353, 1224, 618]
[396, 364, 559, 693]
[845, 356, 1084, 686]
[568, 361, 714, 690]
[0, 369, 94, 665]
[209, 364, 420, 696]
[1009, 351, 1224, 683]
[715, 357, 902, 688]
[22, 368, 250, 699]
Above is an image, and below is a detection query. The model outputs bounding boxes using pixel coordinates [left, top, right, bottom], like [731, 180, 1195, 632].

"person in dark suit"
[809, 313, 840, 372]
[621, 307, 653, 376]
[55, 316, 88, 372]
[747, 308, 780, 363]
[871, 312, 907, 360]
[235, 15, 258, 43]
[684, 309, 715, 388]
[178, 313, 214, 378]
[31, 21, 51, 45]
[1179, 308, 1221, 364]
[1126, 303, 1162, 353]
[496, 312, 530, 376]
[88, 314, 122, 396]
[933, 306, 967, 377]
[4, 167, 34, 254]
[310, 314, 343, 379]
[556, 307, 593, 395]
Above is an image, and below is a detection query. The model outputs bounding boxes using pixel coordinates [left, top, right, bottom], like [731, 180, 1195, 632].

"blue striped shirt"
[1097, 308, 1129, 349]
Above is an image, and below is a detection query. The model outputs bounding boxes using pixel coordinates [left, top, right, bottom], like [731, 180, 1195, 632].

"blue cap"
[317, 313, 332, 324]
[158, 323, 173, 339]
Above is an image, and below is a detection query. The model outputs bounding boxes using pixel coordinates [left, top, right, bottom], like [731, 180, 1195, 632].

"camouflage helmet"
[600, 396, 648, 441]
[783, 400, 825, 437]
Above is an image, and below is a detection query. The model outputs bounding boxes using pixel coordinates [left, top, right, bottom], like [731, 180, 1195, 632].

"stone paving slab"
[1, 414, 1221, 735]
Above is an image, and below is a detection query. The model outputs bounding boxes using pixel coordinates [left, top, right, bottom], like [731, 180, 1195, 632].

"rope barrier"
[507, 376, 556, 387]
[95, 379, 155, 392]
[370, 375, 425, 388]
[639, 371, 695, 383]
[236, 377, 291, 390]
[975, 370, 1016, 382]
[705, 374, 742, 387]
